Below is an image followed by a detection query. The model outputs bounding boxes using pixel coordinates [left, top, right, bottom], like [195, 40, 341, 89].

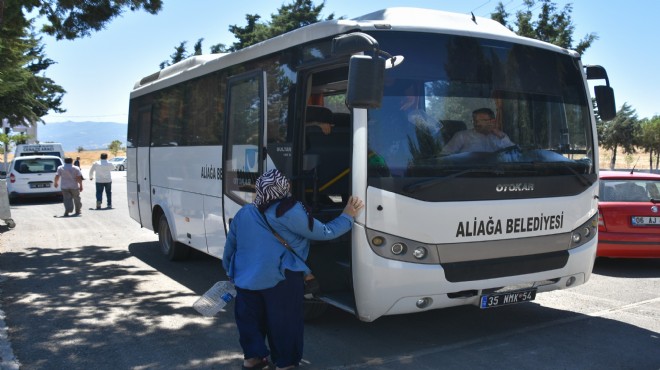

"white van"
[7, 155, 63, 203]
[14, 143, 65, 160]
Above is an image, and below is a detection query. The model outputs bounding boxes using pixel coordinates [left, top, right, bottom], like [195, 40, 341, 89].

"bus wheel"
[157, 215, 190, 261]
[303, 298, 328, 321]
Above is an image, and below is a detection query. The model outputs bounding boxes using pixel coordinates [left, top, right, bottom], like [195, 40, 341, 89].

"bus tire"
[303, 298, 328, 321]
[157, 215, 190, 261]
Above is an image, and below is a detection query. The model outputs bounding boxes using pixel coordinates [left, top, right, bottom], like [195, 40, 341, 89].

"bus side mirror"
[332, 32, 386, 109]
[346, 55, 385, 109]
[585, 65, 616, 121]
[594, 86, 616, 121]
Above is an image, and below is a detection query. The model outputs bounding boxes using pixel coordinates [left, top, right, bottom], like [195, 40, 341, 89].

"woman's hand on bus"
[343, 196, 365, 218]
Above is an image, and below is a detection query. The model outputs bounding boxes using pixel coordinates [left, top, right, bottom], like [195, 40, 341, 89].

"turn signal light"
[597, 209, 606, 231]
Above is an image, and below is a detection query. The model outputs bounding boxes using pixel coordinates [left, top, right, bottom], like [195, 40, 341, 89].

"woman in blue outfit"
[222, 169, 364, 370]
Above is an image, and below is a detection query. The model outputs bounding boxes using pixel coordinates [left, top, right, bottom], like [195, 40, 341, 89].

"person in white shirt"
[88, 153, 115, 209]
[442, 107, 514, 154]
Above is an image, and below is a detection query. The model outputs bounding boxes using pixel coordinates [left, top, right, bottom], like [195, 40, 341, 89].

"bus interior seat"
[441, 120, 467, 143]
[332, 112, 351, 130]
[305, 106, 351, 206]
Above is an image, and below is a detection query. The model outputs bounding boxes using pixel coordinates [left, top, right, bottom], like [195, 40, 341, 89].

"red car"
[597, 170, 660, 258]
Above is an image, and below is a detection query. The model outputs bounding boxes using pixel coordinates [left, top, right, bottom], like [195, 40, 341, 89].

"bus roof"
[131, 7, 573, 97]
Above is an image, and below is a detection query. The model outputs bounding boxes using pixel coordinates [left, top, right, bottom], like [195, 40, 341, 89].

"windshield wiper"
[544, 161, 594, 186]
[403, 168, 507, 193]
[514, 161, 594, 187]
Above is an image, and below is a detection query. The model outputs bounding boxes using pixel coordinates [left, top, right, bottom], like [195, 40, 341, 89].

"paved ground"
[0, 169, 659, 370]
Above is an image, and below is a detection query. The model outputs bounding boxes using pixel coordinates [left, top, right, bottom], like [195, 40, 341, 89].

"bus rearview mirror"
[594, 85, 616, 121]
[346, 55, 385, 109]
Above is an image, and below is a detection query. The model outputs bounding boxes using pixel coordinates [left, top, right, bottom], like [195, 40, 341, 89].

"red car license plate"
[480, 288, 537, 309]
[631, 216, 660, 226]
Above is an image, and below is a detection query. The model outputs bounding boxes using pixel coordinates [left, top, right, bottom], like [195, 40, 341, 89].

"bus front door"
[222, 71, 266, 232]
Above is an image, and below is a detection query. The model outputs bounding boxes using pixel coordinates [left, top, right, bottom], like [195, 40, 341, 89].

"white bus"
[126, 8, 615, 322]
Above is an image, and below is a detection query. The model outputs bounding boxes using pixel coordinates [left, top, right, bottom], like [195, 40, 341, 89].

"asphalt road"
[0, 170, 659, 370]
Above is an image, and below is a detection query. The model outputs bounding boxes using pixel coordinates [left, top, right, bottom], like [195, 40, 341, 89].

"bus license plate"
[480, 288, 537, 309]
[631, 216, 660, 226]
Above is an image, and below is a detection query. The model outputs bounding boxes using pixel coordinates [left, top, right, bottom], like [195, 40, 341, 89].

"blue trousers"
[95, 182, 112, 206]
[234, 270, 304, 368]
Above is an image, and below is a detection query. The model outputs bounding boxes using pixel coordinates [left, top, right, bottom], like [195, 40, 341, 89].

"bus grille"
[442, 251, 569, 283]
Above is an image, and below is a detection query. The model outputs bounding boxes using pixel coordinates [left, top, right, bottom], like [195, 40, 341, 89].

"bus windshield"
[367, 32, 594, 200]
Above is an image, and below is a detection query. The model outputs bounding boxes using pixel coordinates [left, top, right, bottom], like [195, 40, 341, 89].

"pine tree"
[0, 0, 163, 127]
[598, 103, 641, 169]
[490, 0, 597, 54]
[160, 0, 334, 66]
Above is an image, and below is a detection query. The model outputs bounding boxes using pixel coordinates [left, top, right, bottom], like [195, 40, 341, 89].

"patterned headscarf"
[254, 169, 290, 212]
[254, 169, 313, 230]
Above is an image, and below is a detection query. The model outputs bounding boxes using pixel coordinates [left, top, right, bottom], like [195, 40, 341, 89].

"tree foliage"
[159, 38, 205, 69]
[491, 0, 597, 54]
[637, 116, 660, 170]
[597, 103, 641, 169]
[108, 139, 123, 156]
[21, 0, 163, 41]
[226, 0, 333, 52]
[159, 0, 333, 67]
[0, 0, 163, 128]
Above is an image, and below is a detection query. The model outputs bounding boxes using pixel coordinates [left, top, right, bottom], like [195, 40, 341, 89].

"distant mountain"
[37, 121, 127, 152]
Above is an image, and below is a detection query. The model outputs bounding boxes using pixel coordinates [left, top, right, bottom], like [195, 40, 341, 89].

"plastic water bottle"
[193, 281, 237, 317]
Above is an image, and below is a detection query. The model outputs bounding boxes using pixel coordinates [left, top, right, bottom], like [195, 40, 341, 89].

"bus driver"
[441, 107, 514, 154]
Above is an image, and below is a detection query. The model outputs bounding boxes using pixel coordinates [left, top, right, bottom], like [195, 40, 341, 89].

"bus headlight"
[571, 233, 581, 243]
[365, 229, 440, 264]
[412, 247, 427, 259]
[569, 214, 598, 249]
[391, 242, 407, 255]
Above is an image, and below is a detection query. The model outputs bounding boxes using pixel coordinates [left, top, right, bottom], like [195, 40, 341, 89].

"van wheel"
[119, 165, 124, 171]
[157, 215, 190, 261]
[303, 298, 328, 321]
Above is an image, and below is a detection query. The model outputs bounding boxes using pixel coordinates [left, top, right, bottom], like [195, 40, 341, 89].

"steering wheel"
[493, 145, 521, 154]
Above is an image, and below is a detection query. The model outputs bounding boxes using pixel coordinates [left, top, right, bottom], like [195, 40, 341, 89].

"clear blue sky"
[40, 0, 660, 124]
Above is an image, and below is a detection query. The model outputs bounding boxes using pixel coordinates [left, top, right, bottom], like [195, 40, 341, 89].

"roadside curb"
[0, 274, 20, 370]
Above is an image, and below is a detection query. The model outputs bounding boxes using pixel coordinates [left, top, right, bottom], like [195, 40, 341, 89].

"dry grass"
[64, 150, 126, 167]
[598, 147, 656, 171]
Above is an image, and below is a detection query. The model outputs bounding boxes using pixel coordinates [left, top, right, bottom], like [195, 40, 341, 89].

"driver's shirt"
[442, 129, 514, 154]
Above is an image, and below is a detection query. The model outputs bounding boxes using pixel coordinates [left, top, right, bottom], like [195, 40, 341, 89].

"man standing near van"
[54, 157, 83, 217]
[88, 153, 114, 209]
